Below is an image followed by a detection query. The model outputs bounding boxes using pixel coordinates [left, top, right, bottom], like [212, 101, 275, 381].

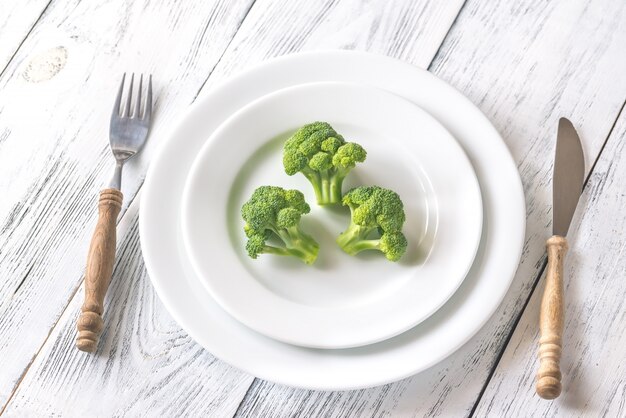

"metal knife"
[536, 117, 585, 399]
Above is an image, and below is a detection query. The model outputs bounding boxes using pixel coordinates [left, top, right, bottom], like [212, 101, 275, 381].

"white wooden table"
[1, 0, 624, 416]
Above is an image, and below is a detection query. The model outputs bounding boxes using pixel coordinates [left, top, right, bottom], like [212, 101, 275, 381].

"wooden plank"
[0, 0, 255, 407]
[5, 0, 625, 417]
[0, 0, 465, 415]
[231, 0, 626, 416]
[2, 199, 255, 417]
[0, 0, 51, 73]
[474, 108, 626, 417]
[203, 0, 465, 90]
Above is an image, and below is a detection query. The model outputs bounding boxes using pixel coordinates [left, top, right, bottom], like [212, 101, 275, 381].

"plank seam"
[1, 186, 144, 414]
[467, 258, 549, 417]
[215, 2, 264, 412]
[12, 262, 35, 296]
[0, 0, 259, 411]
[229, 2, 471, 415]
[228, 3, 471, 415]
[191, 0, 257, 102]
[232, 378, 259, 417]
[1, 173, 148, 414]
[580, 99, 626, 191]
[426, 0, 468, 72]
[0, 278, 81, 415]
[0, 0, 54, 79]
[468, 98, 626, 417]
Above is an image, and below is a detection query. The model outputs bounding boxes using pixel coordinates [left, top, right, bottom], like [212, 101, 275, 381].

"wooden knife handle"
[76, 189, 123, 352]
[536, 235, 567, 399]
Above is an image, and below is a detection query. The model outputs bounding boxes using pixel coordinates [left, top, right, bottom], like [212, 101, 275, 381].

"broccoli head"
[336, 186, 407, 261]
[241, 186, 319, 264]
[283, 122, 367, 206]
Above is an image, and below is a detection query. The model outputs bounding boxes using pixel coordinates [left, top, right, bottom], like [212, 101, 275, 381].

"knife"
[536, 117, 585, 399]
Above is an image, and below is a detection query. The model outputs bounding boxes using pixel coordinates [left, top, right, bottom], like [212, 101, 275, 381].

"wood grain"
[0, 0, 466, 414]
[230, 0, 626, 416]
[537, 235, 567, 399]
[203, 0, 465, 92]
[0, 0, 625, 416]
[76, 188, 123, 353]
[3, 200, 255, 417]
[0, 0, 255, 407]
[475, 109, 626, 417]
[0, 0, 51, 73]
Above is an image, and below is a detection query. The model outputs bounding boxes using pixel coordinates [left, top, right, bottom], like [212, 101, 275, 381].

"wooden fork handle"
[76, 189, 123, 352]
[536, 235, 567, 399]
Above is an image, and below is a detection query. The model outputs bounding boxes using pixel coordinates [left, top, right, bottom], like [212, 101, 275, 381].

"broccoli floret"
[241, 186, 320, 264]
[283, 122, 366, 206]
[336, 186, 408, 261]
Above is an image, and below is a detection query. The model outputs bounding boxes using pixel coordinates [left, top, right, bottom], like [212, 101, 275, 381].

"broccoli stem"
[269, 225, 320, 265]
[302, 168, 345, 205]
[328, 173, 345, 204]
[336, 223, 379, 255]
[341, 240, 381, 255]
[261, 245, 296, 256]
[302, 170, 326, 205]
[262, 245, 318, 264]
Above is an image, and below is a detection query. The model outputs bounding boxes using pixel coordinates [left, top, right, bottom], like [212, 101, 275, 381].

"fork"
[76, 73, 153, 352]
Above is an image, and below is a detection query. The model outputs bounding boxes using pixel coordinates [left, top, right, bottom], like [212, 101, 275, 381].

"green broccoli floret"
[241, 186, 320, 264]
[283, 122, 367, 206]
[336, 186, 408, 261]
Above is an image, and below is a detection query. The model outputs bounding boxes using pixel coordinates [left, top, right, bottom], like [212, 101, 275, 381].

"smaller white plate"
[181, 82, 482, 349]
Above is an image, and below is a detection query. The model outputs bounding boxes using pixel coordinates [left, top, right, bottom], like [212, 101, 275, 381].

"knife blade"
[553, 118, 585, 236]
[536, 117, 585, 400]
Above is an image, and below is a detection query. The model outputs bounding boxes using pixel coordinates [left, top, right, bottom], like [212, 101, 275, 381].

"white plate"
[181, 82, 482, 349]
[140, 51, 525, 390]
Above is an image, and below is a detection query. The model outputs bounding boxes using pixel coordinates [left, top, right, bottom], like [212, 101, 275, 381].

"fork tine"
[134, 74, 143, 118]
[144, 74, 153, 121]
[113, 73, 126, 116]
[124, 73, 134, 117]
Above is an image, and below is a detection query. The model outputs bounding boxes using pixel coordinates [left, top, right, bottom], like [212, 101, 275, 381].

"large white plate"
[181, 82, 482, 349]
[140, 51, 525, 390]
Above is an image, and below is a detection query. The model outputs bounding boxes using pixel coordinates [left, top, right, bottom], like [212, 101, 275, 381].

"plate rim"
[180, 80, 484, 349]
[139, 50, 526, 390]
